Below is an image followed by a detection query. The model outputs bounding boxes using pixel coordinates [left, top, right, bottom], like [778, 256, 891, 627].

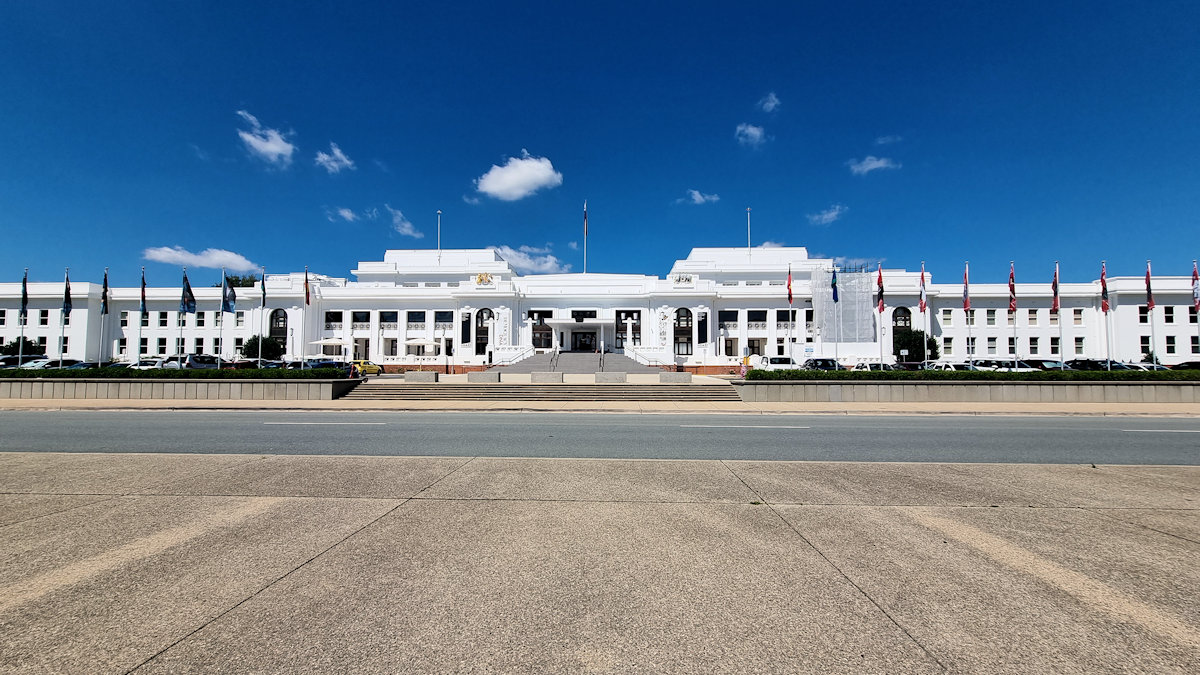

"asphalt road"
[1, 411, 1198, 463]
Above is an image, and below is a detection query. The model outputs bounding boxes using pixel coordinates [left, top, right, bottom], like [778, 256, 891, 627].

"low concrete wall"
[596, 372, 627, 383]
[659, 372, 692, 383]
[404, 371, 439, 383]
[467, 371, 501, 383]
[732, 380, 1200, 403]
[531, 372, 563, 383]
[0, 378, 360, 400]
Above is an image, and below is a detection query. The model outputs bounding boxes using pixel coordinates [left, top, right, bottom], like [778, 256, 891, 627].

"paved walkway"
[0, 452, 1196, 673]
[2, 397, 1199, 416]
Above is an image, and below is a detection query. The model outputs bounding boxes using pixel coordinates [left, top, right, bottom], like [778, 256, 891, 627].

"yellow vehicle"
[351, 360, 383, 375]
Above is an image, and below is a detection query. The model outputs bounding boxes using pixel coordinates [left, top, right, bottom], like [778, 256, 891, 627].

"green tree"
[1, 337, 40, 356]
[892, 328, 940, 362]
[1142, 350, 1160, 365]
[241, 335, 284, 361]
[212, 274, 259, 288]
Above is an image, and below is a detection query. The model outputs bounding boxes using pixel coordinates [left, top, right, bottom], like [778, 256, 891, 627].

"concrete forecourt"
[0, 407, 1197, 672]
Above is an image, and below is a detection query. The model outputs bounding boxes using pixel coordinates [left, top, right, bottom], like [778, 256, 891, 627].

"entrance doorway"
[571, 331, 597, 352]
[353, 338, 369, 360]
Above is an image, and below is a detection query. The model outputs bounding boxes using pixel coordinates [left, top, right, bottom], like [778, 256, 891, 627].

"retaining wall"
[0, 379, 360, 400]
[732, 380, 1200, 403]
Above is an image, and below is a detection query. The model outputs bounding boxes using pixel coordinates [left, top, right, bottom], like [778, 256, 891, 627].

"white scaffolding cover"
[811, 269, 878, 343]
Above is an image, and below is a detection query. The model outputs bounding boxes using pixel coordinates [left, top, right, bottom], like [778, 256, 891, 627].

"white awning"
[310, 337, 350, 346]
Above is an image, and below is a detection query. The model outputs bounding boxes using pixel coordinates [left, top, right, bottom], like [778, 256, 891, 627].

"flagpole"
[922, 262, 929, 366]
[59, 267, 68, 368]
[99, 267, 107, 364]
[258, 268, 265, 368]
[139, 267, 145, 363]
[1009, 261, 1017, 370]
[302, 266, 307, 369]
[1193, 259, 1199, 363]
[1056, 261, 1064, 370]
[965, 261, 973, 368]
[746, 208, 751, 261]
[583, 201, 588, 274]
[878, 264, 884, 367]
[179, 267, 186, 363]
[437, 210, 442, 265]
[1147, 259, 1157, 366]
[19, 268, 27, 367]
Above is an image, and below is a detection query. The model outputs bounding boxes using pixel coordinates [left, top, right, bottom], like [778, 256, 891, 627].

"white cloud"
[847, 156, 901, 175]
[474, 150, 564, 201]
[462, 194, 481, 205]
[489, 244, 571, 274]
[384, 204, 423, 238]
[337, 208, 358, 222]
[676, 189, 720, 205]
[735, 123, 767, 147]
[315, 143, 355, 174]
[567, 241, 579, 250]
[875, 135, 903, 145]
[758, 92, 781, 112]
[364, 207, 379, 220]
[807, 204, 848, 226]
[143, 246, 258, 272]
[756, 241, 784, 248]
[235, 110, 296, 168]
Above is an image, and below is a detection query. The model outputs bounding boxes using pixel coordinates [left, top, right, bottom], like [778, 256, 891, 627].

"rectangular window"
[380, 311, 399, 324]
[193, 338, 203, 354]
[40, 309, 49, 326]
[941, 308, 953, 326]
[1008, 336, 1016, 354]
[775, 337, 785, 356]
[1050, 337, 1060, 355]
[1139, 306, 1149, 324]
[37, 336, 47, 350]
[197, 312, 206, 327]
[63, 313, 70, 326]
[434, 310, 453, 324]
[159, 311, 168, 327]
[120, 311, 128, 327]
[1027, 309, 1037, 326]
[1074, 337, 1084, 355]
[1191, 307, 1198, 324]
[1193, 335, 1199, 354]
[235, 311, 245, 327]
[1165, 336, 1176, 354]
[717, 310, 738, 328]
[966, 309, 976, 326]
[0, 308, 5, 326]
[1029, 337, 1039, 354]
[352, 311, 370, 324]
[175, 337, 184, 354]
[943, 337, 953, 354]
[59, 336, 68, 353]
[407, 311, 426, 323]
[987, 337, 997, 354]
[1006, 310, 1014, 327]
[1163, 307, 1174, 324]
[177, 313, 185, 327]
[1073, 308, 1083, 326]
[1049, 311, 1059, 326]
[213, 337, 222, 354]
[966, 337, 976, 355]
[724, 338, 736, 357]
[157, 337, 167, 354]
[674, 335, 693, 356]
[698, 312, 708, 343]
[118, 338, 127, 355]
[141, 312, 149, 327]
[139, 337, 148, 354]
[1140, 335, 1150, 354]
[986, 309, 996, 326]
[235, 337, 244, 351]
[746, 310, 767, 323]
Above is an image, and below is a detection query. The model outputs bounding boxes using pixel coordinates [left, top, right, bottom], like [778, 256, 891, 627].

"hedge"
[0, 368, 350, 380]
[743, 369, 1200, 382]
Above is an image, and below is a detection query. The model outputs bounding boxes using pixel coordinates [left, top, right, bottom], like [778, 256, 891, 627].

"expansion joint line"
[717, 460, 949, 672]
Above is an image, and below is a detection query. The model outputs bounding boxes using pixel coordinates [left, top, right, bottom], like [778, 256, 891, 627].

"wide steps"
[342, 383, 741, 401]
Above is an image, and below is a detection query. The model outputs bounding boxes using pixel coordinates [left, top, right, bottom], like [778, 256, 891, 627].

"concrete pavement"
[1, 452, 1197, 673]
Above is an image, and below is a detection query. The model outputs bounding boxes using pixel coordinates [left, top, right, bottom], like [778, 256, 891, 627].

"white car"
[127, 358, 169, 370]
[756, 356, 800, 371]
[852, 363, 895, 371]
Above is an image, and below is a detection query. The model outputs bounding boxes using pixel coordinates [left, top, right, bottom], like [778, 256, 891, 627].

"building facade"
[2, 247, 1198, 372]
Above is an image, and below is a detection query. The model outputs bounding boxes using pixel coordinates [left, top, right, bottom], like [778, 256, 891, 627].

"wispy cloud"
[385, 204, 423, 238]
[364, 207, 379, 220]
[807, 204, 848, 226]
[143, 246, 258, 272]
[758, 92, 781, 112]
[676, 189, 720, 205]
[847, 156, 901, 175]
[188, 143, 210, 161]
[474, 150, 564, 201]
[336, 208, 358, 222]
[756, 241, 784, 248]
[735, 123, 767, 147]
[462, 194, 481, 205]
[875, 135, 903, 145]
[567, 241, 579, 251]
[489, 244, 570, 274]
[235, 110, 295, 168]
[315, 143, 355, 174]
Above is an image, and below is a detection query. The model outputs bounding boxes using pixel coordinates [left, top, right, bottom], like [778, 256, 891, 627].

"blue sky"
[2, 1, 1198, 287]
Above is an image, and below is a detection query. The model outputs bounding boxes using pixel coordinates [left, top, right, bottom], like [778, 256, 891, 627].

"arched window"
[892, 307, 912, 330]
[674, 308, 693, 356]
[268, 309, 287, 340]
[475, 308, 493, 355]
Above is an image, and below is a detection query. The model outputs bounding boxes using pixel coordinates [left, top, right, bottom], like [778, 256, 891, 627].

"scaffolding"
[811, 269, 877, 344]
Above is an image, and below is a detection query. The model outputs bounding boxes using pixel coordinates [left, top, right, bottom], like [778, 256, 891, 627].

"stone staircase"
[495, 351, 662, 374]
[341, 381, 742, 401]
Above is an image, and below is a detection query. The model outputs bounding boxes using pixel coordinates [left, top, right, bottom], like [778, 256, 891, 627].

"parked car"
[756, 356, 800, 371]
[1023, 359, 1073, 370]
[924, 362, 979, 371]
[0, 354, 48, 368]
[1127, 363, 1170, 371]
[158, 354, 219, 369]
[1066, 359, 1135, 371]
[1171, 361, 1200, 370]
[801, 358, 844, 371]
[992, 360, 1041, 373]
[351, 360, 384, 375]
[852, 362, 895, 371]
[128, 358, 169, 370]
[18, 358, 81, 370]
[62, 361, 120, 369]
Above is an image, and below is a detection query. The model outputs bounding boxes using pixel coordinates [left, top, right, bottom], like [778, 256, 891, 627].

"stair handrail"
[624, 345, 675, 368]
[491, 345, 534, 366]
[550, 346, 560, 372]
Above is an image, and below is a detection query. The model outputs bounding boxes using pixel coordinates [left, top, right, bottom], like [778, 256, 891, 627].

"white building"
[2, 247, 1198, 371]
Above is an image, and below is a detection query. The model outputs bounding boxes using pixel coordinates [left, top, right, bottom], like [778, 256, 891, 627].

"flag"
[140, 267, 147, 316]
[62, 270, 72, 316]
[1145, 260, 1154, 310]
[962, 262, 970, 310]
[20, 269, 28, 320]
[1008, 262, 1016, 312]
[1100, 262, 1109, 313]
[260, 270, 267, 309]
[1192, 260, 1199, 313]
[787, 265, 793, 305]
[876, 263, 885, 313]
[1050, 262, 1060, 313]
[100, 269, 109, 315]
[583, 200, 588, 238]
[221, 274, 236, 313]
[180, 271, 196, 314]
[304, 268, 311, 305]
[831, 268, 839, 303]
[918, 262, 927, 313]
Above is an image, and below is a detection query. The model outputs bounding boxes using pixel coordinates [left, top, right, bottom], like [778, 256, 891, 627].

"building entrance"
[571, 331, 597, 352]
